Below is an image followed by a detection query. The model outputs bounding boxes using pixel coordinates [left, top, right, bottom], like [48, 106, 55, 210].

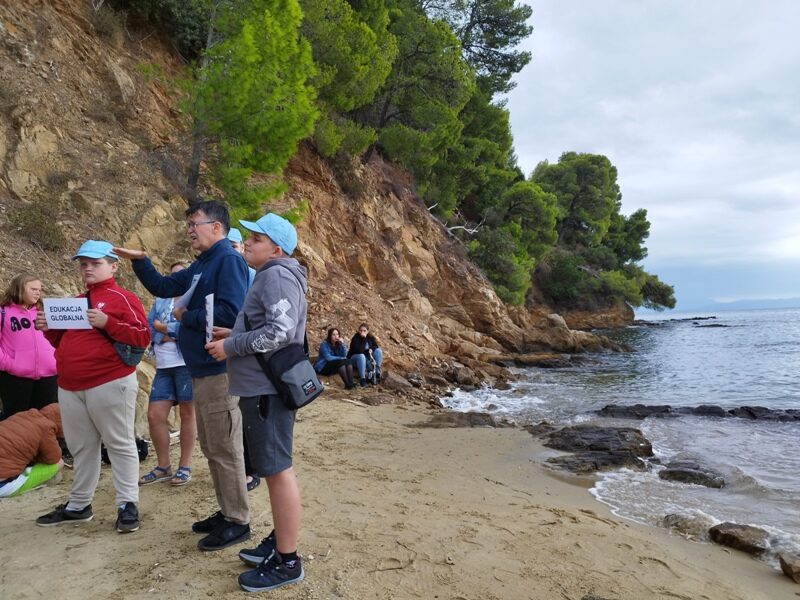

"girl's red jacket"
[44, 277, 150, 391]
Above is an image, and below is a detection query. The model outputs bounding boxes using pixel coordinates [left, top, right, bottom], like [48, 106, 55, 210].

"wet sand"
[0, 395, 796, 599]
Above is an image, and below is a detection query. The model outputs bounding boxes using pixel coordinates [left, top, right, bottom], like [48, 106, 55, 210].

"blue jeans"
[349, 348, 383, 379]
[150, 366, 193, 403]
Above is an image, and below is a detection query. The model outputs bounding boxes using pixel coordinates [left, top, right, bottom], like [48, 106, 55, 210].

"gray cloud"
[506, 1, 800, 304]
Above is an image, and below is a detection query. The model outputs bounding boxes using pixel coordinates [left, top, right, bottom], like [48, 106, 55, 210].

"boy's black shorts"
[239, 394, 295, 477]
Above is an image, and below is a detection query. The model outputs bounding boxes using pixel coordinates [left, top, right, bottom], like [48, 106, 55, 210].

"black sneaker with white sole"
[239, 530, 276, 566]
[116, 502, 140, 533]
[238, 553, 304, 592]
[36, 503, 93, 526]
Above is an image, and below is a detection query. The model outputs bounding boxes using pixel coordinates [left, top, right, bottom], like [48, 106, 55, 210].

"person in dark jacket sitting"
[347, 323, 383, 387]
[314, 327, 355, 389]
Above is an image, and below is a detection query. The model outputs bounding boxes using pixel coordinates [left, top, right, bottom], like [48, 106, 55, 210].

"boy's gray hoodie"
[224, 257, 308, 397]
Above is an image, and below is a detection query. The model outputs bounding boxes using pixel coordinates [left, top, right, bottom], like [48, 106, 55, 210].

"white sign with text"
[43, 298, 92, 329]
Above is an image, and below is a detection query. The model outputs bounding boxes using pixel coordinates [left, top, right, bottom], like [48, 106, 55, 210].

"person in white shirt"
[139, 262, 196, 487]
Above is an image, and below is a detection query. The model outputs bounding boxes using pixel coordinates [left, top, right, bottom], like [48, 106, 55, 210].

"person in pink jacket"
[0, 273, 57, 418]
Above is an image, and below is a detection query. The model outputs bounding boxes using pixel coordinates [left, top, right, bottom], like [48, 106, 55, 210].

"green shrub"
[312, 113, 345, 158]
[468, 225, 534, 306]
[112, 0, 209, 57]
[641, 274, 676, 310]
[10, 202, 67, 251]
[538, 251, 590, 306]
[592, 270, 642, 306]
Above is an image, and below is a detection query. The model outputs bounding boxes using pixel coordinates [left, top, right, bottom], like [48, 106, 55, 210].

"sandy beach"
[0, 392, 796, 600]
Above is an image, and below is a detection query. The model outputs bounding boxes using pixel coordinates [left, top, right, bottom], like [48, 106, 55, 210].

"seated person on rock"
[314, 327, 355, 389]
[0, 403, 64, 497]
[347, 323, 383, 387]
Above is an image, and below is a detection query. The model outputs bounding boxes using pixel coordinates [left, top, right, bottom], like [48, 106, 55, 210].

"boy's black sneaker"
[239, 531, 276, 566]
[238, 553, 304, 592]
[36, 503, 93, 526]
[192, 510, 226, 533]
[116, 502, 140, 533]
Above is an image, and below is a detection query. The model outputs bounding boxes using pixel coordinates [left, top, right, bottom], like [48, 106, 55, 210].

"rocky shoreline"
[414, 389, 800, 586]
[506, 403, 800, 584]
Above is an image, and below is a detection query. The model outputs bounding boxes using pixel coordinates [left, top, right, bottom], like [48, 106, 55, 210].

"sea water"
[441, 308, 800, 557]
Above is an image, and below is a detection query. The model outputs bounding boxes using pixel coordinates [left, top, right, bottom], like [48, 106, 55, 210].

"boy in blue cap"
[206, 213, 308, 592]
[35, 240, 150, 533]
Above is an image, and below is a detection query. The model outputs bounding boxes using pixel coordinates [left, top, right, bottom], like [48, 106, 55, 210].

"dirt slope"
[0, 0, 623, 389]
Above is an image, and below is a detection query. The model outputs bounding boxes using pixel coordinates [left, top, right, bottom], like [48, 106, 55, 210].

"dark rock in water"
[659, 461, 725, 488]
[708, 522, 769, 555]
[547, 450, 647, 473]
[597, 404, 672, 419]
[597, 403, 800, 422]
[688, 405, 729, 418]
[728, 406, 800, 421]
[778, 553, 800, 583]
[414, 411, 505, 428]
[662, 513, 714, 539]
[545, 426, 654, 456]
[693, 323, 730, 328]
[543, 425, 653, 473]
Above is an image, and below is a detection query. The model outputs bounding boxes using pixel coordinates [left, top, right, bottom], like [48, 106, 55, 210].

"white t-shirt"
[154, 339, 184, 369]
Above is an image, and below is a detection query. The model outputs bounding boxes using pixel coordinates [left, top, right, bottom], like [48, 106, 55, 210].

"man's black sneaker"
[36, 503, 93, 526]
[197, 521, 251, 551]
[116, 502, 140, 533]
[192, 510, 226, 534]
[239, 531, 276, 566]
[238, 553, 304, 592]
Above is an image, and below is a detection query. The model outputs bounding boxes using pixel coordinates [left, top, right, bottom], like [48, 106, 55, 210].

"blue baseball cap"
[72, 240, 119, 261]
[239, 213, 297, 255]
[227, 228, 243, 244]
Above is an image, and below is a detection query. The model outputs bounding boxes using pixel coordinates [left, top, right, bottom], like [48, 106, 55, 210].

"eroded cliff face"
[0, 0, 625, 393]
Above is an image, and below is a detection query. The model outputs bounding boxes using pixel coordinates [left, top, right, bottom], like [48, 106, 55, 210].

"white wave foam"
[439, 386, 544, 418]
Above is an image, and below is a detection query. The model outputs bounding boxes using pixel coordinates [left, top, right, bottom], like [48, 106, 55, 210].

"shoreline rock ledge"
[597, 403, 800, 422]
[541, 425, 653, 474]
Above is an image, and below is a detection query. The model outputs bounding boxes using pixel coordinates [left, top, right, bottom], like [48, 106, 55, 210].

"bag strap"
[243, 313, 281, 387]
[86, 290, 117, 346]
[1, 306, 4, 334]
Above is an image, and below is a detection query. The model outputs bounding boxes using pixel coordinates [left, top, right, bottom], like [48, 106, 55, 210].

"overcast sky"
[506, 1, 800, 309]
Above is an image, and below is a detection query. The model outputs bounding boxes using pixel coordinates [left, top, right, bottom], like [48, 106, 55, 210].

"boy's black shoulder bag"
[244, 263, 323, 410]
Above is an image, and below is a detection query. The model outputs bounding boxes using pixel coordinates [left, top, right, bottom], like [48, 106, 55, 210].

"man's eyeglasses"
[186, 220, 218, 230]
[359, 329, 368, 333]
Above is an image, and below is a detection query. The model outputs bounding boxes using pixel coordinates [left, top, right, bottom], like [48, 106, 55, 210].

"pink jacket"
[0, 304, 57, 379]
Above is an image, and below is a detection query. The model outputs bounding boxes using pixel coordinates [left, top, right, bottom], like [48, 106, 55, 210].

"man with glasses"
[113, 199, 252, 551]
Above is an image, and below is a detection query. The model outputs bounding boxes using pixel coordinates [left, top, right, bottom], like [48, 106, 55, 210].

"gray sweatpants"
[59, 372, 139, 508]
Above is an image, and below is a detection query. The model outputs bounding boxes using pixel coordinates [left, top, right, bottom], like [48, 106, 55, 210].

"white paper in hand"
[205, 293, 214, 343]
[174, 274, 202, 310]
